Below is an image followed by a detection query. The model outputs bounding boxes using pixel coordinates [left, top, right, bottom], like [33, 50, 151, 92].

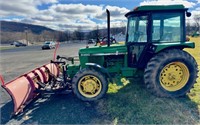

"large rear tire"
[144, 49, 198, 97]
[72, 68, 108, 101]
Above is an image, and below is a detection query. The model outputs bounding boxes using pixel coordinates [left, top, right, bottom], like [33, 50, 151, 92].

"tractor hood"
[79, 44, 127, 56]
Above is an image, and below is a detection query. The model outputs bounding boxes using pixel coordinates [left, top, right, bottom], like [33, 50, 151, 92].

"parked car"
[87, 39, 95, 44]
[96, 37, 117, 46]
[11, 41, 27, 47]
[42, 41, 56, 50]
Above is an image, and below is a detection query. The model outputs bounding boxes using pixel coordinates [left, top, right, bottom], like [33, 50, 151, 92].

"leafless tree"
[186, 19, 193, 35]
[41, 30, 54, 42]
[194, 14, 200, 33]
[74, 26, 84, 41]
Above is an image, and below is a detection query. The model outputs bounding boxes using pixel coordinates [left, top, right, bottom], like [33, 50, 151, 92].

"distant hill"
[0, 21, 63, 44]
[1, 21, 55, 34]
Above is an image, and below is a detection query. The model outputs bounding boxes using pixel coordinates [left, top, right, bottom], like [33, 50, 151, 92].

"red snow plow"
[1, 41, 75, 116]
[1, 62, 68, 116]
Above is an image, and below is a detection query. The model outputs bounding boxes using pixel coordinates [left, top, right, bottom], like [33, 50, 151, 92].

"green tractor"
[66, 5, 198, 101]
[2, 5, 199, 116]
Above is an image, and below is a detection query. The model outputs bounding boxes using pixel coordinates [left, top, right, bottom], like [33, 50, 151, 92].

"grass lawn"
[0, 46, 15, 50]
[185, 37, 200, 115]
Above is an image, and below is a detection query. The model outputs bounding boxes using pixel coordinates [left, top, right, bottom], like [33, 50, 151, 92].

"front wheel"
[72, 68, 108, 101]
[144, 49, 198, 97]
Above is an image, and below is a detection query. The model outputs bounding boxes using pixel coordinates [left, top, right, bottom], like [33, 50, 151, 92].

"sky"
[0, 0, 200, 31]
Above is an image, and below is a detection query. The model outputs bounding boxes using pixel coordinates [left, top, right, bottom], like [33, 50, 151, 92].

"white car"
[42, 41, 56, 50]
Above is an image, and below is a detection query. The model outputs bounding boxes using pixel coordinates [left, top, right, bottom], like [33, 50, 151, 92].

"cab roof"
[125, 5, 187, 17]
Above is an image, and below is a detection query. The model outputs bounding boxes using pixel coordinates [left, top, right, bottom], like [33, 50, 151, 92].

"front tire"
[72, 68, 108, 101]
[144, 49, 198, 97]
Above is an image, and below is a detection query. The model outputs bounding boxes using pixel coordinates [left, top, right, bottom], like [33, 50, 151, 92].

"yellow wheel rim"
[159, 62, 190, 92]
[78, 75, 102, 98]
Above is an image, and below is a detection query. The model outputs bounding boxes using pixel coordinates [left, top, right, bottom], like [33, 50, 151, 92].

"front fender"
[85, 63, 113, 83]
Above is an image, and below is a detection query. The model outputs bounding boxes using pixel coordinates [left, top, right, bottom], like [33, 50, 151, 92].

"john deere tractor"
[66, 5, 198, 101]
[2, 5, 199, 116]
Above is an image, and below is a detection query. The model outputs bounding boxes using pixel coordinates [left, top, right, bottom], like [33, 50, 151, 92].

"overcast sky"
[0, 0, 200, 31]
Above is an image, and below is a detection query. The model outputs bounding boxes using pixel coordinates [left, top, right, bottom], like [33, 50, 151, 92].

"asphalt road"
[0, 43, 87, 82]
[0, 43, 90, 124]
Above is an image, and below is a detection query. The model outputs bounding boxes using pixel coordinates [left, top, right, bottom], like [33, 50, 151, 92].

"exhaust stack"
[106, 9, 110, 47]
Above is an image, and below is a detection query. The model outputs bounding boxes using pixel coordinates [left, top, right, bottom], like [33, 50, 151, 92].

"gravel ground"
[0, 43, 92, 124]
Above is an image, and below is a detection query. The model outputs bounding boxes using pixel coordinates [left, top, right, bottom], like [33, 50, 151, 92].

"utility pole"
[25, 27, 28, 46]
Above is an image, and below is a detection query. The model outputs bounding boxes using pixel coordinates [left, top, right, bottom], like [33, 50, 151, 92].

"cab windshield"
[127, 15, 148, 43]
[126, 12, 183, 43]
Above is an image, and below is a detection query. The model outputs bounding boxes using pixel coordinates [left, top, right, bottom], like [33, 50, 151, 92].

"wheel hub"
[82, 79, 98, 93]
[78, 75, 102, 98]
[160, 62, 189, 91]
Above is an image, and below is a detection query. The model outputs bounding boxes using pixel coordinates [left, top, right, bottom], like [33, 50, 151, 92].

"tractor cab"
[125, 5, 192, 68]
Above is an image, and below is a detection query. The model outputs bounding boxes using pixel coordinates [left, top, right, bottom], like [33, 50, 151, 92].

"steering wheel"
[56, 55, 69, 72]
[56, 55, 71, 62]
[134, 31, 144, 42]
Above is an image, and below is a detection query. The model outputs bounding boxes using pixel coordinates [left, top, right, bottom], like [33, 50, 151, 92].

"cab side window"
[152, 13, 182, 42]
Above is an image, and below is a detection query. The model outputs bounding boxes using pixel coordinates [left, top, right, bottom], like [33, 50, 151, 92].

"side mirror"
[186, 12, 191, 17]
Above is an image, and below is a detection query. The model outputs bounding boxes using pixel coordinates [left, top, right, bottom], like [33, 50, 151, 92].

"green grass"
[185, 37, 200, 114]
[0, 46, 14, 50]
[97, 77, 199, 124]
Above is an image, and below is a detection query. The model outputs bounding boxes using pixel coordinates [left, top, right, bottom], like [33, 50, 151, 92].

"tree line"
[1, 14, 199, 44]
[186, 14, 200, 36]
[1, 26, 126, 44]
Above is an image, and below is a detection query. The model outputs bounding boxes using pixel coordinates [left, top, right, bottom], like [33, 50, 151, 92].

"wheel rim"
[78, 75, 102, 98]
[159, 62, 190, 92]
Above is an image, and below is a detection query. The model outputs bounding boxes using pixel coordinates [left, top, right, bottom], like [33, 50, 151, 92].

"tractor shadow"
[1, 78, 199, 124]
[1, 94, 107, 124]
[1, 101, 13, 124]
[15, 94, 112, 124]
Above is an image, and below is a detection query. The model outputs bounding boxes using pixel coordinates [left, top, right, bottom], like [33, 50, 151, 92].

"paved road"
[0, 43, 87, 82]
[0, 43, 90, 124]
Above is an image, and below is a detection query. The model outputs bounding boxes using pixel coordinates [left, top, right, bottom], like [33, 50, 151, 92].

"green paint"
[79, 44, 127, 68]
[79, 44, 127, 55]
[154, 41, 195, 52]
[66, 64, 80, 78]
[121, 67, 136, 77]
[134, 5, 185, 12]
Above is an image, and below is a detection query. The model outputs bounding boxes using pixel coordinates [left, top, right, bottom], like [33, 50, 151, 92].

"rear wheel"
[72, 68, 108, 101]
[144, 49, 198, 97]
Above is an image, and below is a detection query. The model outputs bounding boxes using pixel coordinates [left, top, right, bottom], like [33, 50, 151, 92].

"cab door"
[127, 15, 151, 68]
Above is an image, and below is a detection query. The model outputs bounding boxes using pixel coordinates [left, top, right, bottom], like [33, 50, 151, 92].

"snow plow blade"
[1, 63, 59, 116]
